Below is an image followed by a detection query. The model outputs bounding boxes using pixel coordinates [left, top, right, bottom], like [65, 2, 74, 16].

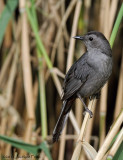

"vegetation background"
[0, 0, 122, 159]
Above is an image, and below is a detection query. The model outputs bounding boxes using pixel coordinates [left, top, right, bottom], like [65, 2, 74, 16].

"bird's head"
[73, 31, 112, 56]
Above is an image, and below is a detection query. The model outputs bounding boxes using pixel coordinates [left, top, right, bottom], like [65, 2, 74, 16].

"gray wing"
[62, 54, 92, 100]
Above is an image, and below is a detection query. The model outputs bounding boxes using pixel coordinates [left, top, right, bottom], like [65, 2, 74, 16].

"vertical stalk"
[107, 128, 123, 159]
[95, 110, 123, 160]
[99, 1, 123, 148]
[96, 2, 123, 158]
[20, 0, 34, 120]
[109, 3, 123, 48]
[29, 0, 48, 139]
[19, 0, 35, 154]
[39, 60, 48, 139]
[99, 0, 110, 146]
[113, 53, 123, 120]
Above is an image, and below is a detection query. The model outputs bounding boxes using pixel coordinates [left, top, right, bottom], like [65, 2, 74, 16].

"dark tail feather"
[52, 99, 74, 143]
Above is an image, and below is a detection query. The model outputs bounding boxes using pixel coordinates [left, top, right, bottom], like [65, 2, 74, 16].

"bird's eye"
[89, 37, 93, 41]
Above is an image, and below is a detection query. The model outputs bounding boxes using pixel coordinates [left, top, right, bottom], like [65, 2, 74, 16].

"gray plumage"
[53, 31, 113, 142]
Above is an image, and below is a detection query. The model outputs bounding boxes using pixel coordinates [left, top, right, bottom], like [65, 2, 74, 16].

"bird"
[52, 31, 113, 143]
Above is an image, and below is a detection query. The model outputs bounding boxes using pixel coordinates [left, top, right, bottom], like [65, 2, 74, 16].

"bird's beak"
[73, 36, 84, 40]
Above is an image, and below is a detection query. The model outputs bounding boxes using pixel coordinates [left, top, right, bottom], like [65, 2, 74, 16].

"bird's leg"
[77, 94, 93, 118]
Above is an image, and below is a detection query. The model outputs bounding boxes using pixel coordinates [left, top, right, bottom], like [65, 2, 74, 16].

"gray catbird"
[53, 31, 113, 142]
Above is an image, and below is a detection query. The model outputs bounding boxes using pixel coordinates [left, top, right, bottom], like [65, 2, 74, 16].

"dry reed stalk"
[0, 45, 14, 87]
[71, 100, 96, 159]
[60, 0, 77, 39]
[103, 0, 110, 39]
[20, 120, 34, 156]
[31, 131, 38, 145]
[66, 0, 82, 71]
[40, 151, 49, 160]
[5, 144, 11, 156]
[99, 0, 120, 146]
[33, 78, 38, 110]
[44, 156, 49, 160]
[102, 153, 109, 160]
[13, 73, 24, 113]
[61, 0, 70, 43]
[0, 19, 21, 87]
[99, 0, 110, 147]
[58, 125, 67, 160]
[14, 150, 18, 160]
[73, 102, 82, 158]
[80, 100, 97, 160]
[51, 68, 65, 79]
[84, 0, 91, 31]
[39, 151, 44, 159]
[51, 0, 77, 63]
[99, 0, 106, 32]
[49, 0, 64, 11]
[75, 99, 83, 128]
[107, 127, 123, 158]
[95, 109, 123, 160]
[41, 21, 56, 81]
[6, 107, 21, 135]
[0, 46, 19, 109]
[44, 22, 55, 54]
[71, 141, 82, 160]
[114, 52, 123, 120]
[41, 13, 56, 73]
[49, 0, 61, 26]
[84, 100, 97, 143]
[51, 72, 62, 95]
[99, 0, 119, 148]
[57, 36, 65, 71]
[20, 0, 34, 120]
[32, 4, 63, 99]
[79, 150, 86, 160]
[58, 1, 82, 159]
[69, 111, 80, 134]
[77, 100, 95, 142]
[3, 21, 12, 48]
[39, 21, 49, 38]
[0, 0, 4, 13]
[5, 47, 19, 104]
[19, 0, 35, 156]
[0, 116, 7, 149]
[99, 84, 108, 146]
[46, 134, 78, 141]
[109, 0, 119, 34]
[0, 18, 21, 80]
[24, 120, 34, 143]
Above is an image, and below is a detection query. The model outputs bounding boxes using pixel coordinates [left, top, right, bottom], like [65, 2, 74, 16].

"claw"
[83, 108, 93, 118]
[77, 94, 93, 118]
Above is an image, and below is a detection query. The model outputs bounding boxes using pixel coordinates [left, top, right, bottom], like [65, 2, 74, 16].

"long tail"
[52, 99, 74, 143]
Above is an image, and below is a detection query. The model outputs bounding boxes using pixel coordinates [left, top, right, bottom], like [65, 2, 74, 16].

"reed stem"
[109, 3, 123, 47]
[95, 109, 123, 160]
[29, 1, 48, 139]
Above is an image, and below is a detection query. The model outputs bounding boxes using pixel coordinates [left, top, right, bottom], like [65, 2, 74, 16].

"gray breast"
[78, 50, 112, 97]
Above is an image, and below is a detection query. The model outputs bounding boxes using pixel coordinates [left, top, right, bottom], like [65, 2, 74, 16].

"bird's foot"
[83, 107, 93, 118]
[89, 92, 101, 100]
[77, 93, 93, 118]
